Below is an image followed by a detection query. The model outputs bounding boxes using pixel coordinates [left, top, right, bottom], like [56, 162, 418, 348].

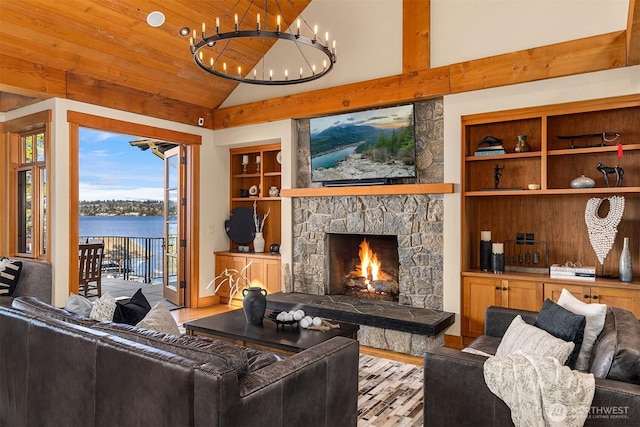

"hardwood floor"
[171, 304, 424, 366]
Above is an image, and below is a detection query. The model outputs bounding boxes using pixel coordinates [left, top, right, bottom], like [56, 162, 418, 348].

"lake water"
[79, 216, 164, 238]
[311, 146, 358, 169]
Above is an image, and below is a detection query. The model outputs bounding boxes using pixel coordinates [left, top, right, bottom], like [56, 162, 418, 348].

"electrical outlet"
[197, 117, 205, 126]
[526, 233, 534, 245]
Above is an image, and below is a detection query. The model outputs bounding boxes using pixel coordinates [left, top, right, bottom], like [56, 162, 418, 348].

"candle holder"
[256, 155, 261, 173]
[492, 253, 505, 274]
[242, 155, 249, 174]
[480, 240, 492, 271]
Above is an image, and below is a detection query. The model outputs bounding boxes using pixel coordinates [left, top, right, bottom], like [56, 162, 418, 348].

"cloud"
[79, 182, 163, 201]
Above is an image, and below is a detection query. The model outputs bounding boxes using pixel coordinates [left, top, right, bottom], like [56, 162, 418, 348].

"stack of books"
[549, 264, 596, 282]
[474, 144, 506, 156]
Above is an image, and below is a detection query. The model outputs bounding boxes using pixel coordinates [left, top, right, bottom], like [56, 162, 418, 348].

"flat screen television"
[310, 104, 417, 185]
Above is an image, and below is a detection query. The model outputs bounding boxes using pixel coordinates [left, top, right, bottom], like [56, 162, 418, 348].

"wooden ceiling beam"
[66, 72, 213, 128]
[403, 0, 430, 73]
[212, 31, 626, 129]
[628, 0, 640, 65]
[449, 31, 627, 93]
[213, 66, 450, 129]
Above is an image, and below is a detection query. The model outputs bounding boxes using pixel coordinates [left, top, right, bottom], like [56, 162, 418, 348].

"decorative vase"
[570, 175, 596, 189]
[253, 232, 265, 253]
[242, 287, 267, 324]
[619, 237, 633, 282]
[514, 135, 530, 153]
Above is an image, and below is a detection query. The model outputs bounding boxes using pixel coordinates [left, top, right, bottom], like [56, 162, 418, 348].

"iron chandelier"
[183, 1, 337, 86]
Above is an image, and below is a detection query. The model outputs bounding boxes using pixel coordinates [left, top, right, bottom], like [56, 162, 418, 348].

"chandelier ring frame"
[192, 30, 336, 85]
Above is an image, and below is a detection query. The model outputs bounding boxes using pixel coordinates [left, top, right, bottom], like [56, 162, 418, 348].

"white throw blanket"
[484, 352, 595, 427]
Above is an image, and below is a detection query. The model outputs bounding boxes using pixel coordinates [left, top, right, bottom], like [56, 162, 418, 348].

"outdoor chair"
[79, 242, 104, 298]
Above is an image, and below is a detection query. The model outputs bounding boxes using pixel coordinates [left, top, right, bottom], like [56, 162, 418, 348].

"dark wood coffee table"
[184, 309, 359, 355]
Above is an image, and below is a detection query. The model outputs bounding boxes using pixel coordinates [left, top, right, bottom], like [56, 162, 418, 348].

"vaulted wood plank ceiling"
[0, 0, 311, 112]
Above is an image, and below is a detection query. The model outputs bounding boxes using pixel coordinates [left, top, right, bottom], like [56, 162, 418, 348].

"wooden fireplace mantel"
[280, 183, 455, 198]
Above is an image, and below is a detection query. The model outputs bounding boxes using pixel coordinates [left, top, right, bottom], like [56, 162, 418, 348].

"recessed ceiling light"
[147, 11, 165, 27]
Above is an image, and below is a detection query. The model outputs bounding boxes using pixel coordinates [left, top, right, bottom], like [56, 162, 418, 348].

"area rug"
[358, 354, 424, 426]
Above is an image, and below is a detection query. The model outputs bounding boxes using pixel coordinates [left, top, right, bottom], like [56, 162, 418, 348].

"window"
[15, 129, 47, 257]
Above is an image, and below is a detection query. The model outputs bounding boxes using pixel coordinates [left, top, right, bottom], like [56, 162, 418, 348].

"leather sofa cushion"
[92, 322, 251, 376]
[589, 307, 640, 385]
[11, 296, 97, 327]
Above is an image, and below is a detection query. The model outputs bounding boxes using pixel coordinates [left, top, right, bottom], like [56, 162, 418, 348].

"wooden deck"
[101, 277, 179, 310]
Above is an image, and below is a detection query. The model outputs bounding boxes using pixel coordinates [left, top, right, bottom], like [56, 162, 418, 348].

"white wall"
[442, 65, 640, 335]
[3, 99, 224, 306]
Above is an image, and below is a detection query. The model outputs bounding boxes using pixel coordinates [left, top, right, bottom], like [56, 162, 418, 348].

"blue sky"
[79, 128, 164, 201]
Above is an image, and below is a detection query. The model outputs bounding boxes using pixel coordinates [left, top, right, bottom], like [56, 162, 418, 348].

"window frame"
[2, 110, 51, 261]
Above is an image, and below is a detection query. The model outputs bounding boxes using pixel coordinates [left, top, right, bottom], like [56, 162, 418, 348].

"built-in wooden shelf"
[280, 183, 455, 198]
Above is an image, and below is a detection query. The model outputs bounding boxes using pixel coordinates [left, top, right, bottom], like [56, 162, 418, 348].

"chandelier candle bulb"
[234, 14, 238, 32]
[297, 19, 301, 36]
[257, 13, 260, 31]
[202, 22, 205, 36]
[277, 15, 281, 32]
[216, 17, 219, 34]
[314, 25, 318, 40]
[285, 69, 288, 80]
[223, 62, 227, 73]
[237, 66, 241, 77]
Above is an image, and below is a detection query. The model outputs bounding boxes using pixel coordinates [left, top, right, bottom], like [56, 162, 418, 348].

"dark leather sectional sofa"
[0, 296, 359, 427]
[424, 306, 640, 427]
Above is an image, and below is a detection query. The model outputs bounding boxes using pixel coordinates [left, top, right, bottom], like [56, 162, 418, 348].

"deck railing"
[80, 236, 166, 283]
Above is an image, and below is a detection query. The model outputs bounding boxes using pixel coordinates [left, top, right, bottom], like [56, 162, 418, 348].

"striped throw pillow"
[0, 257, 23, 296]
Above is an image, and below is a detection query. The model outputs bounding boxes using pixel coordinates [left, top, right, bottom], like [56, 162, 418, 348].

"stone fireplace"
[289, 97, 446, 355]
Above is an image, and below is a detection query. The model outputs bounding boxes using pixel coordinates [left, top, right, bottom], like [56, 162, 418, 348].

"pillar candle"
[480, 231, 491, 241]
[256, 155, 261, 164]
[242, 155, 249, 164]
[492, 243, 504, 254]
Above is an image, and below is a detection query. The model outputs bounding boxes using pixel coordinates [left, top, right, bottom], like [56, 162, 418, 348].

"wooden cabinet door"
[503, 280, 543, 312]
[263, 258, 282, 295]
[463, 277, 502, 337]
[544, 283, 590, 305]
[214, 254, 248, 305]
[591, 287, 640, 317]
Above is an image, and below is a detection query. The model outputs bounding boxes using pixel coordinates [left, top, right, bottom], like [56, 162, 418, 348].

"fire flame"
[358, 239, 381, 283]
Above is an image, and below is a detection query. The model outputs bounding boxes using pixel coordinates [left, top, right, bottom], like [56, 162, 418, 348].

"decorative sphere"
[284, 313, 294, 322]
[300, 318, 310, 328]
[276, 312, 287, 321]
[312, 317, 323, 326]
[570, 175, 595, 189]
[293, 310, 305, 321]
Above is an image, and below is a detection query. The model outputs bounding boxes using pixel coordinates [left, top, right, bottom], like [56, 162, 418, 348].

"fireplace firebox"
[327, 233, 400, 302]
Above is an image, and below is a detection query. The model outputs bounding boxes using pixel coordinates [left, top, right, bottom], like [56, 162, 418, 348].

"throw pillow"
[557, 289, 607, 372]
[63, 293, 94, 317]
[496, 315, 575, 364]
[136, 302, 180, 335]
[535, 298, 586, 369]
[112, 288, 151, 325]
[0, 257, 23, 296]
[90, 292, 117, 321]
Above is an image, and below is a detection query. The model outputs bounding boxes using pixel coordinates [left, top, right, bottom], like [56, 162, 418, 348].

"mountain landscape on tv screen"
[310, 119, 416, 182]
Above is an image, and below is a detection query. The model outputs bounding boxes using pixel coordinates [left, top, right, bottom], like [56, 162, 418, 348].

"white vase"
[253, 232, 265, 253]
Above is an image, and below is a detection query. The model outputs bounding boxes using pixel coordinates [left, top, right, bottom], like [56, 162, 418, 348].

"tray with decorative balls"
[267, 310, 340, 331]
